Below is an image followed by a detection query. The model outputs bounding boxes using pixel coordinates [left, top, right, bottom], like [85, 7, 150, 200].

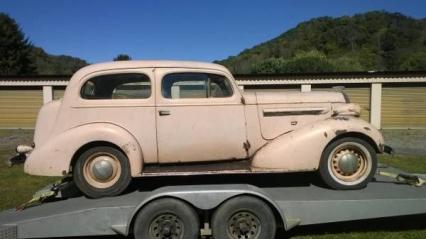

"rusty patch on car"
[121, 143, 136, 155]
[243, 140, 251, 157]
[364, 127, 371, 131]
[335, 129, 348, 135]
[333, 116, 349, 121]
[324, 132, 328, 138]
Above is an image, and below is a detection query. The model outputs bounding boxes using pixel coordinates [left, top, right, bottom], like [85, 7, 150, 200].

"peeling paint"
[121, 143, 136, 155]
[333, 116, 349, 121]
[243, 141, 251, 158]
[335, 129, 348, 135]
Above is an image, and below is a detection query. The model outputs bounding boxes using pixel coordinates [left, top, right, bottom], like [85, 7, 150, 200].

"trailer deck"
[0, 168, 425, 239]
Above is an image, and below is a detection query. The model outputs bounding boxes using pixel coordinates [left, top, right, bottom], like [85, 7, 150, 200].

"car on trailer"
[9, 60, 389, 198]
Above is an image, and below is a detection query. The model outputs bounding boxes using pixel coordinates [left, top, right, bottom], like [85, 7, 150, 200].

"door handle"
[159, 110, 170, 116]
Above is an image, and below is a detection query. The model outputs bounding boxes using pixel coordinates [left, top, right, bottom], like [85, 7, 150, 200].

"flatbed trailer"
[0, 169, 425, 239]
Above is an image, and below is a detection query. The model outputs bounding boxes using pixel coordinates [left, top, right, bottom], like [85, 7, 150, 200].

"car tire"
[211, 195, 276, 239]
[319, 137, 377, 190]
[133, 198, 199, 239]
[73, 146, 131, 198]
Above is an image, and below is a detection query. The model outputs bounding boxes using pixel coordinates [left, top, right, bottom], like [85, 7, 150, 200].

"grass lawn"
[0, 150, 58, 210]
[0, 129, 425, 238]
[379, 154, 426, 173]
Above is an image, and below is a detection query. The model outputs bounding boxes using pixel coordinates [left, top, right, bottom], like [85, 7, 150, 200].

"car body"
[14, 61, 386, 197]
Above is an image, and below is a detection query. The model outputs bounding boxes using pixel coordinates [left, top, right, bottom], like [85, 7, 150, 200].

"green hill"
[217, 11, 426, 74]
[30, 47, 87, 75]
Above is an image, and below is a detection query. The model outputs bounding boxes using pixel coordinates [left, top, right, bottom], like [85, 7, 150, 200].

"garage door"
[53, 86, 66, 100]
[382, 85, 426, 128]
[0, 87, 43, 128]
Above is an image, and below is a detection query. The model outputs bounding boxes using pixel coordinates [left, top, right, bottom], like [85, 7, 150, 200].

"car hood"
[253, 91, 346, 104]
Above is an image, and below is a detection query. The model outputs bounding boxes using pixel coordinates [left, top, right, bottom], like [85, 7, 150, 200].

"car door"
[155, 68, 247, 163]
[69, 68, 158, 165]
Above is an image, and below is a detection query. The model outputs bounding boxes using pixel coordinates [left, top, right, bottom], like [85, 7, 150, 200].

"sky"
[1, 0, 425, 63]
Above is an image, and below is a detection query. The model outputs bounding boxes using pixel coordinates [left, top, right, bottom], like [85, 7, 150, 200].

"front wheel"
[319, 137, 377, 190]
[73, 146, 131, 198]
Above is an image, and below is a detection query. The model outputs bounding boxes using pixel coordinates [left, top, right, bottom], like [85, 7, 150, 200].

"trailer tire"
[133, 198, 199, 239]
[73, 146, 131, 198]
[211, 195, 276, 239]
[319, 137, 377, 190]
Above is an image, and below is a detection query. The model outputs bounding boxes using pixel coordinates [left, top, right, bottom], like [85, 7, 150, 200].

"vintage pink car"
[12, 61, 387, 198]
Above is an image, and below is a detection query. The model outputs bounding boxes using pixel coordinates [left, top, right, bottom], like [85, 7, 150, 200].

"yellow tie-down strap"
[16, 179, 69, 210]
[379, 171, 426, 187]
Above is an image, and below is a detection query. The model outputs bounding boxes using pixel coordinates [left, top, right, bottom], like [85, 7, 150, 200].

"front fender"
[252, 117, 384, 171]
[24, 123, 143, 177]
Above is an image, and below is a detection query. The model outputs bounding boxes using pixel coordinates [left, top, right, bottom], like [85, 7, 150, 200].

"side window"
[162, 73, 233, 99]
[81, 73, 151, 99]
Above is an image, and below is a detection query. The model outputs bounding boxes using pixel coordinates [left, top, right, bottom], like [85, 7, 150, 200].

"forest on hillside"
[217, 11, 426, 74]
[0, 13, 87, 75]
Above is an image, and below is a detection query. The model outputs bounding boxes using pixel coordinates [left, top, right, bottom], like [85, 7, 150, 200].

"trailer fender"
[24, 122, 143, 177]
[125, 184, 294, 235]
[252, 117, 384, 171]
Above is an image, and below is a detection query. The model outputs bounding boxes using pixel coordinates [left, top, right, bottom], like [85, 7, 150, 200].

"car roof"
[75, 60, 230, 77]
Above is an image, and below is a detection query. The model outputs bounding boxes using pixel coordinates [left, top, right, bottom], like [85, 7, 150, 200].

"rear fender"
[251, 117, 384, 171]
[24, 123, 143, 177]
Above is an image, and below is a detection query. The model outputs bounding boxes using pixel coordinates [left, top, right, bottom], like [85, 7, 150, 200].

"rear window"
[81, 73, 151, 99]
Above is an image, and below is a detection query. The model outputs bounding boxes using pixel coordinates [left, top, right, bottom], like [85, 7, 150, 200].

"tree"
[113, 54, 132, 61]
[251, 51, 336, 74]
[400, 53, 426, 71]
[251, 58, 286, 74]
[331, 56, 363, 72]
[284, 50, 335, 73]
[0, 13, 36, 75]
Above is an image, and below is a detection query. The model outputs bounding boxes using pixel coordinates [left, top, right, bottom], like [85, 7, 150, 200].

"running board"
[141, 160, 306, 177]
[141, 160, 252, 176]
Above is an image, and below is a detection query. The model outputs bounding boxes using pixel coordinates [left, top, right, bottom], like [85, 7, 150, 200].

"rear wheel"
[73, 146, 131, 198]
[319, 137, 377, 190]
[133, 198, 199, 239]
[211, 196, 276, 239]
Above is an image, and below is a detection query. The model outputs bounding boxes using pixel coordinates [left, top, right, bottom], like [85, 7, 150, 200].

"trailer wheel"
[133, 198, 199, 239]
[319, 137, 377, 190]
[73, 146, 131, 198]
[211, 196, 276, 239]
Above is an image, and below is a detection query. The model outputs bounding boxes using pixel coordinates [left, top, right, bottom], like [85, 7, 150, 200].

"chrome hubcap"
[83, 152, 121, 189]
[92, 159, 114, 181]
[337, 151, 359, 174]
